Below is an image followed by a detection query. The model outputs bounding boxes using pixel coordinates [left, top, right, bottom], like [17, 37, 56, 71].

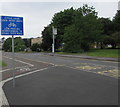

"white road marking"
[1, 55, 55, 106]
[1, 66, 55, 107]
[3, 56, 34, 67]
[0, 66, 31, 73]
[16, 56, 55, 66]
[1, 56, 34, 73]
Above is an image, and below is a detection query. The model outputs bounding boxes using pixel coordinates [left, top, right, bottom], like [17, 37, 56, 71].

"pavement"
[1, 52, 119, 106]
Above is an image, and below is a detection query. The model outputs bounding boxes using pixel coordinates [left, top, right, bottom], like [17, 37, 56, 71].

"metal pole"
[12, 35, 15, 88]
[52, 26, 55, 53]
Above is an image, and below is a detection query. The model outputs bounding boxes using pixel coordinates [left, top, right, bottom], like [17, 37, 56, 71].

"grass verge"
[0, 61, 7, 67]
[85, 49, 119, 58]
[56, 49, 119, 58]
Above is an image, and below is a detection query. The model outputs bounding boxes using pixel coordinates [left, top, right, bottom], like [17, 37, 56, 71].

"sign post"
[52, 26, 57, 53]
[1, 16, 24, 87]
[12, 35, 15, 87]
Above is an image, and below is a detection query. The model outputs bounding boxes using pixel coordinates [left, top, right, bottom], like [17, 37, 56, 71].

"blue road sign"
[1, 16, 24, 35]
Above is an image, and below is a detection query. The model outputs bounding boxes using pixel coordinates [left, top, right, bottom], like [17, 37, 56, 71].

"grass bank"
[56, 49, 119, 58]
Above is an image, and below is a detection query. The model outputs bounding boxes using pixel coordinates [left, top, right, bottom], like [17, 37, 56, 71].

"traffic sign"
[53, 27, 57, 35]
[0, 16, 24, 88]
[1, 16, 24, 35]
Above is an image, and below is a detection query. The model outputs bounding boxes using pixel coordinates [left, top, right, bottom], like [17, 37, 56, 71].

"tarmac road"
[2, 52, 119, 106]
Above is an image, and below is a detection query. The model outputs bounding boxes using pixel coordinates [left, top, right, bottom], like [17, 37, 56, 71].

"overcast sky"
[0, 1, 119, 39]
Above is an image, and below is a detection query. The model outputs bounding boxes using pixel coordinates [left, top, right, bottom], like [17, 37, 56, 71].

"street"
[2, 52, 119, 105]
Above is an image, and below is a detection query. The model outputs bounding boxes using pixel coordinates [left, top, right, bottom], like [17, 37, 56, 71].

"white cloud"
[0, 2, 118, 39]
[0, 0, 119, 2]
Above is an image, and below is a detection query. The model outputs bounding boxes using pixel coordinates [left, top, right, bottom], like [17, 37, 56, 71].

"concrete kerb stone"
[0, 80, 10, 107]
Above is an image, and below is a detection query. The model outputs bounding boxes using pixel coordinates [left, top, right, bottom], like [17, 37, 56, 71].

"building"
[31, 37, 43, 46]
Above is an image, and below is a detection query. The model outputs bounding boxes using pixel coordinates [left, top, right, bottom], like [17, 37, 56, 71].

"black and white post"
[52, 26, 57, 53]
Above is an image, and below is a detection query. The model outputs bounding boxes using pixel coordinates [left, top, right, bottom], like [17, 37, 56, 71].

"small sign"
[52, 26, 57, 35]
[1, 16, 24, 35]
[53, 28, 57, 35]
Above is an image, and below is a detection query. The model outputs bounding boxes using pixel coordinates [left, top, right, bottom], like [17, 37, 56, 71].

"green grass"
[56, 51, 86, 55]
[85, 49, 119, 58]
[56, 49, 119, 58]
[0, 61, 7, 67]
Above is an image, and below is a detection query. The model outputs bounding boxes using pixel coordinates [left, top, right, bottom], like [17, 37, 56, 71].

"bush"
[31, 43, 41, 52]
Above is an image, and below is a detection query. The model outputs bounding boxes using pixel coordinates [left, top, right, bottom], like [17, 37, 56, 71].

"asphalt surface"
[2, 52, 119, 106]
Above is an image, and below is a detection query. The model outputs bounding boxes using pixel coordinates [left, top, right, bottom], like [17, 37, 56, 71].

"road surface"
[2, 52, 119, 106]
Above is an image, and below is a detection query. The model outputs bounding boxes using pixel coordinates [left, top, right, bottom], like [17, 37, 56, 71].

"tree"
[63, 4, 103, 52]
[14, 37, 26, 52]
[52, 7, 76, 33]
[113, 10, 120, 32]
[99, 18, 114, 35]
[3, 37, 26, 52]
[3, 38, 12, 52]
[51, 7, 76, 49]
[98, 18, 114, 49]
[41, 8, 76, 51]
[31, 43, 41, 52]
[41, 25, 52, 51]
[103, 10, 120, 48]
[110, 31, 120, 48]
[23, 38, 31, 48]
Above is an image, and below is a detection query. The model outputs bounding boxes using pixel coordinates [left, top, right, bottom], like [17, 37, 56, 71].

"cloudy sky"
[0, 1, 119, 39]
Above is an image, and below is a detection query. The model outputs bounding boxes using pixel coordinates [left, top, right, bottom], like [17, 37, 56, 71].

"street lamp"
[52, 26, 57, 53]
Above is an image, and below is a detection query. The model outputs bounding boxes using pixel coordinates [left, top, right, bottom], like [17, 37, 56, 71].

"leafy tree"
[99, 18, 114, 35]
[51, 7, 76, 49]
[3, 37, 26, 52]
[63, 4, 102, 52]
[98, 18, 114, 49]
[103, 31, 120, 49]
[41, 25, 52, 51]
[110, 31, 120, 48]
[41, 8, 76, 51]
[3, 38, 12, 52]
[31, 43, 41, 52]
[23, 38, 31, 48]
[14, 37, 26, 52]
[103, 36, 116, 48]
[52, 7, 76, 33]
[113, 10, 120, 32]
[103, 10, 120, 48]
